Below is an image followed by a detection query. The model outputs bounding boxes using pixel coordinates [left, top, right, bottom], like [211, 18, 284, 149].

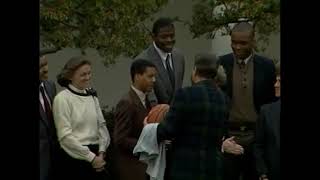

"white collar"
[39, 82, 44, 89]
[131, 85, 146, 103]
[153, 41, 170, 61]
[236, 53, 253, 65]
[68, 84, 87, 94]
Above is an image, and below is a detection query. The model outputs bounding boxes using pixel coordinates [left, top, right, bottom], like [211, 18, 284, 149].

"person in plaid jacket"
[146, 53, 228, 180]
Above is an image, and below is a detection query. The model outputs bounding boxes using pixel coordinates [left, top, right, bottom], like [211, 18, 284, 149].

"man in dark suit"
[148, 53, 228, 180]
[217, 22, 276, 180]
[39, 54, 59, 180]
[113, 59, 157, 180]
[254, 62, 280, 180]
[135, 17, 185, 105]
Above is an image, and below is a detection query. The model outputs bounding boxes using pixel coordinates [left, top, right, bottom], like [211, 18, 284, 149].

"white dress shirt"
[131, 85, 147, 108]
[153, 41, 173, 70]
[235, 53, 253, 65]
[39, 82, 51, 112]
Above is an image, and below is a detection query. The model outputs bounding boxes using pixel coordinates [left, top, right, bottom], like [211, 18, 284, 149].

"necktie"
[239, 60, 246, 69]
[145, 96, 152, 111]
[165, 54, 175, 89]
[40, 86, 52, 120]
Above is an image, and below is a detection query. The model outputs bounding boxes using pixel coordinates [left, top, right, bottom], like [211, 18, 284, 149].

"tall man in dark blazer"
[254, 62, 280, 180]
[218, 22, 276, 180]
[146, 53, 228, 180]
[135, 17, 185, 105]
[39, 54, 59, 180]
[113, 59, 157, 180]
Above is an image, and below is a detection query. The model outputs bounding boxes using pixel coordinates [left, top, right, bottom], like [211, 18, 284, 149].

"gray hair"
[215, 65, 227, 86]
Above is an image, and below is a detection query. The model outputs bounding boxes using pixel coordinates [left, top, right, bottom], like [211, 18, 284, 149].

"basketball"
[146, 104, 170, 123]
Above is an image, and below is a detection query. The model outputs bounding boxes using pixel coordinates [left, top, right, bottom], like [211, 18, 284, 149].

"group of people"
[39, 17, 280, 180]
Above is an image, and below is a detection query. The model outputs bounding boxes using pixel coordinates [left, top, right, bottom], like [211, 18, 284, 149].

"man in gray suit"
[39, 53, 59, 180]
[135, 17, 185, 105]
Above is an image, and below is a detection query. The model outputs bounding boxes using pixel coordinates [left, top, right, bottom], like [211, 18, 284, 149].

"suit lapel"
[40, 103, 50, 128]
[224, 55, 234, 98]
[40, 81, 55, 129]
[149, 46, 173, 93]
[171, 52, 180, 89]
[43, 81, 54, 103]
[129, 88, 148, 111]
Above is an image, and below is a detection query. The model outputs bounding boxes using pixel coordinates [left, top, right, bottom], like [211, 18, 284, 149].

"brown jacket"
[113, 88, 151, 180]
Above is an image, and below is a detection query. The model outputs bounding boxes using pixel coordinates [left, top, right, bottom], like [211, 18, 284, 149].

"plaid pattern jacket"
[157, 80, 228, 180]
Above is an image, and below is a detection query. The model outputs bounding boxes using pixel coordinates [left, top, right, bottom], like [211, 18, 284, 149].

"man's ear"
[134, 74, 140, 83]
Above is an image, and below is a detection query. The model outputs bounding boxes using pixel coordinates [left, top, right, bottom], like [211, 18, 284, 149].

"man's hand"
[98, 151, 106, 159]
[222, 136, 244, 155]
[259, 174, 269, 180]
[143, 116, 148, 126]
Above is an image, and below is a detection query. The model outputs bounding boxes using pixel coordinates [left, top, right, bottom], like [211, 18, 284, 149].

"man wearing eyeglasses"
[218, 22, 276, 180]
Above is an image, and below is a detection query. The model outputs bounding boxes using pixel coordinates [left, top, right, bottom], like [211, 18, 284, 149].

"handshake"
[222, 137, 244, 155]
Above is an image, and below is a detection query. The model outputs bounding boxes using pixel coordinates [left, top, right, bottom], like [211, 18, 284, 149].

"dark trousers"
[164, 142, 173, 180]
[223, 144, 257, 180]
[59, 144, 108, 180]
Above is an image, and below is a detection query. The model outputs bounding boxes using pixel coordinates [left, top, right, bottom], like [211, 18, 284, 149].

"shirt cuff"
[99, 145, 106, 153]
[86, 151, 96, 163]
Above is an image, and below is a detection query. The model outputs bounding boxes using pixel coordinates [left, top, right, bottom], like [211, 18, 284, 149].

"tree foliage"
[188, 0, 280, 51]
[40, 0, 168, 67]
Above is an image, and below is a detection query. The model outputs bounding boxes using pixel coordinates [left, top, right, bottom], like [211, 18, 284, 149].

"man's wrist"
[99, 151, 106, 157]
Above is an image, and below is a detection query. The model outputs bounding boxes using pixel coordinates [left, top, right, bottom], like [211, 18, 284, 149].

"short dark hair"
[130, 59, 156, 82]
[57, 56, 91, 87]
[194, 53, 219, 79]
[152, 17, 174, 35]
[231, 22, 255, 38]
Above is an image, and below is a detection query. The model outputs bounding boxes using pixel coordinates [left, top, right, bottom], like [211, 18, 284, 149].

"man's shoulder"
[172, 47, 184, 56]
[43, 80, 55, 87]
[43, 80, 57, 93]
[219, 53, 233, 59]
[135, 45, 154, 60]
[261, 100, 280, 113]
[180, 84, 208, 95]
[254, 54, 274, 66]
[118, 90, 135, 104]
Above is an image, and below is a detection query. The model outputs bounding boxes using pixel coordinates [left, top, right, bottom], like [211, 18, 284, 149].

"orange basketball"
[147, 104, 170, 123]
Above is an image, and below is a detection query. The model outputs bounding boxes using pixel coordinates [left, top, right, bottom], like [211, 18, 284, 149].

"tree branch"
[75, 0, 87, 9]
[54, 20, 79, 30]
[237, 0, 242, 10]
[221, 0, 230, 14]
[141, 23, 151, 35]
[40, 47, 60, 56]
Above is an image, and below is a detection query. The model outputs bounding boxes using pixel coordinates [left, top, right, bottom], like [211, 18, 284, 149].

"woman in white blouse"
[53, 56, 111, 179]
